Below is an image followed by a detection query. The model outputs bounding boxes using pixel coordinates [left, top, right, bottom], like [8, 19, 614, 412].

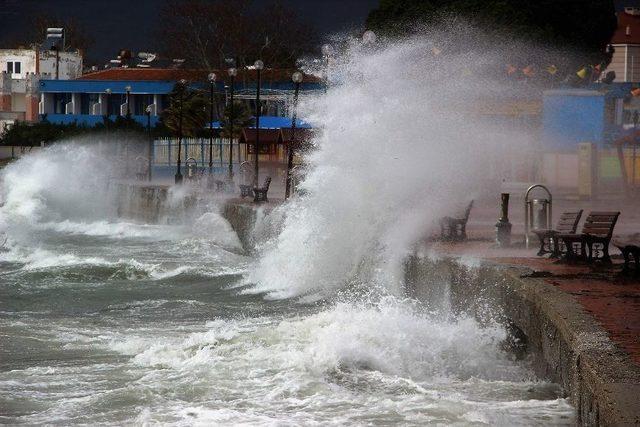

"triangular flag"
[546, 65, 558, 75]
[631, 88, 640, 97]
[431, 47, 441, 56]
[506, 64, 517, 75]
[576, 67, 589, 79]
[522, 65, 535, 77]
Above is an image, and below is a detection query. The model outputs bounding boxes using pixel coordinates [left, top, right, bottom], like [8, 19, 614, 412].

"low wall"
[113, 182, 170, 223]
[405, 256, 640, 426]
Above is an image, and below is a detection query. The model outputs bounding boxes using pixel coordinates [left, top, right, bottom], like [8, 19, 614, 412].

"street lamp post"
[125, 85, 132, 117]
[253, 60, 264, 193]
[227, 67, 237, 182]
[208, 72, 216, 176]
[175, 79, 187, 184]
[146, 105, 152, 181]
[104, 88, 112, 126]
[285, 71, 303, 200]
[321, 44, 333, 93]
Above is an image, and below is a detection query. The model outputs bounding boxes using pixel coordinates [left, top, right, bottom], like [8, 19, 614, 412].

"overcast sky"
[0, 0, 380, 64]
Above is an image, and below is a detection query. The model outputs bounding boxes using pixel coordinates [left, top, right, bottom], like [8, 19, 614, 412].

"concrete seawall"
[406, 256, 640, 426]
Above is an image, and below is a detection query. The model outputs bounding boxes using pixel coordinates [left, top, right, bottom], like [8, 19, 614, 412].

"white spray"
[249, 31, 537, 300]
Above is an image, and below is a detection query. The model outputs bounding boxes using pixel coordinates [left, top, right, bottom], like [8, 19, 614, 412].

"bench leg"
[582, 239, 592, 263]
[551, 237, 561, 258]
[536, 237, 546, 256]
[440, 222, 447, 240]
[602, 243, 612, 264]
[621, 249, 631, 274]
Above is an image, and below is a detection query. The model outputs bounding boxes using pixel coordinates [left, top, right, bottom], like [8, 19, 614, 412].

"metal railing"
[152, 137, 243, 169]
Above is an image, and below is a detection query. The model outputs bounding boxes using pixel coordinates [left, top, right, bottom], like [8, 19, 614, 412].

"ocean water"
[0, 218, 574, 425]
[1, 28, 576, 425]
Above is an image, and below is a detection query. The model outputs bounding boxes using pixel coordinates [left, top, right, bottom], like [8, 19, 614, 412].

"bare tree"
[159, 0, 317, 70]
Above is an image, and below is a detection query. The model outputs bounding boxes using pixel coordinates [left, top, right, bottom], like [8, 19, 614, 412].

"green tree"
[161, 84, 209, 137]
[366, 0, 616, 67]
[219, 101, 254, 139]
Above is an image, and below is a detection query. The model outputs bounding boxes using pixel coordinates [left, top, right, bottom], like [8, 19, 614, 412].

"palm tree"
[219, 101, 253, 139]
[161, 83, 208, 137]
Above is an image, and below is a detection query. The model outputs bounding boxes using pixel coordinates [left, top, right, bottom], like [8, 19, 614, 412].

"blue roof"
[40, 79, 176, 94]
[209, 115, 312, 129]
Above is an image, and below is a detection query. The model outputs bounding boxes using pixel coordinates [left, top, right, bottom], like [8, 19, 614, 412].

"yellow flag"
[576, 67, 589, 79]
[546, 65, 558, 75]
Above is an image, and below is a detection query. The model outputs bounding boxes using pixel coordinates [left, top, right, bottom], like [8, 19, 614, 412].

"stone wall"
[405, 256, 640, 426]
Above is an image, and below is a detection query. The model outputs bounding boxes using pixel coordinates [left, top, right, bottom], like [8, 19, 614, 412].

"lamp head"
[321, 44, 333, 57]
[362, 30, 377, 45]
[254, 60, 264, 70]
[208, 72, 217, 82]
[125, 85, 132, 92]
[228, 67, 237, 77]
[105, 88, 112, 94]
[292, 71, 303, 83]
[179, 79, 187, 85]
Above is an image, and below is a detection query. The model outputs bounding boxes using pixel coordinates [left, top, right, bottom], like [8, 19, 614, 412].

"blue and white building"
[37, 68, 323, 128]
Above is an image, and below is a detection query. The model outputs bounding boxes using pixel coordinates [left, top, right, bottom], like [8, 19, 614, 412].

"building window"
[6, 61, 21, 75]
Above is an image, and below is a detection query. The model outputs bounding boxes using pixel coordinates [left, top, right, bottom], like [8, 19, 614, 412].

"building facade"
[0, 48, 83, 131]
[606, 6, 640, 83]
[38, 68, 323, 127]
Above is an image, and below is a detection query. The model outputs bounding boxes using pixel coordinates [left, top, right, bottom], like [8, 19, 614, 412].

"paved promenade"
[435, 194, 640, 367]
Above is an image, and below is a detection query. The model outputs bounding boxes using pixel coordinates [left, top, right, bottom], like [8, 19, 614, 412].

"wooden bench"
[439, 200, 473, 241]
[532, 210, 582, 257]
[239, 184, 253, 198]
[558, 211, 620, 263]
[214, 179, 227, 192]
[613, 239, 640, 274]
[253, 177, 272, 202]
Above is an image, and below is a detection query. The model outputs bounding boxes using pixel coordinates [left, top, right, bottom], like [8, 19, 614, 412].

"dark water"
[0, 221, 575, 425]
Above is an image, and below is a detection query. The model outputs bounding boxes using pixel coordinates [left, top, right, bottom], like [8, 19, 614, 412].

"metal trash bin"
[530, 198, 549, 230]
[524, 185, 552, 248]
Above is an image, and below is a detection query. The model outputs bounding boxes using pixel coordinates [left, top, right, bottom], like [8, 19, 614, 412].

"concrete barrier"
[406, 255, 640, 426]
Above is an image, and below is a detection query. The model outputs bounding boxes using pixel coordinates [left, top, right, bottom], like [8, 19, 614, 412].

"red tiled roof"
[611, 11, 640, 45]
[78, 68, 321, 83]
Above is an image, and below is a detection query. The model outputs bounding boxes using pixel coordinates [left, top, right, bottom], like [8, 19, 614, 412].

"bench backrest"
[556, 210, 583, 234]
[581, 211, 620, 238]
[262, 176, 272, 190]
[463, 200, 474, 221]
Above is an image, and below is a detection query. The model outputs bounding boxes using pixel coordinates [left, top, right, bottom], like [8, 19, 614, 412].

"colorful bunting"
[576, 67, 589, 79]
[522, 65, 535, 77]
[546, 65, 558, 75]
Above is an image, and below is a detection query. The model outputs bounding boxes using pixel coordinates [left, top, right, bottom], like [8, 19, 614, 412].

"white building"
[0, 29, 83, 133]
